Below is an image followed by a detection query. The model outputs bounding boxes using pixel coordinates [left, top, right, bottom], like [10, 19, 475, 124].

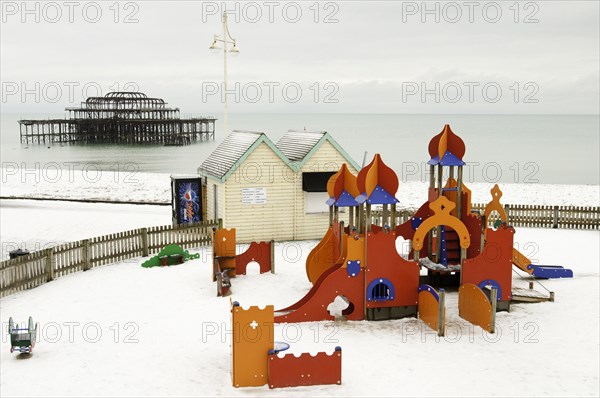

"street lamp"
[209, 12, 239, 137]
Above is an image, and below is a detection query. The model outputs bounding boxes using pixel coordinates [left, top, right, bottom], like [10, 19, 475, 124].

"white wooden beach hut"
[198, 130, 359, 242]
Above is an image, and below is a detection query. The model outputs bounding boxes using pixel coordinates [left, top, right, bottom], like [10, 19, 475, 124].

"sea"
[1, 113, 598, 186]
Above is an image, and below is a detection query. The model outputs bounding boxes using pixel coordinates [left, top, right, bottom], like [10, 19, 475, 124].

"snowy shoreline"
[1, 168, 598, 208]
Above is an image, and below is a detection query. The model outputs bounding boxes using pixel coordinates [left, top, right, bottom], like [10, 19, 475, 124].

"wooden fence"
[0, 220, 220, 298]
[371, 204, 600, 230]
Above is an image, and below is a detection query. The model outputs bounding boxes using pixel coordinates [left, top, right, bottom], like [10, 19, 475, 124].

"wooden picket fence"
[371, 204, 599, 230]
[0, 220, 220, 298]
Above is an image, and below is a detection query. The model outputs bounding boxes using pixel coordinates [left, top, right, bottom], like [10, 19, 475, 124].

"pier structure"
[19, 92, 216, 145]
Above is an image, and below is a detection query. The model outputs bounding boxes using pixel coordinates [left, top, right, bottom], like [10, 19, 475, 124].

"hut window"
[302, 172, 336, 192]
[303, 172, 336, 214]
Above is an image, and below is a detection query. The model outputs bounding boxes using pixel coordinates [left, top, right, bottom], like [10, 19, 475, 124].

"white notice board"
[241, 188, 267, 205]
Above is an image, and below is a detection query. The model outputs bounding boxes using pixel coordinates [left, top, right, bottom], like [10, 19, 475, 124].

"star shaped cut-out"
[249, 320, 258, 329]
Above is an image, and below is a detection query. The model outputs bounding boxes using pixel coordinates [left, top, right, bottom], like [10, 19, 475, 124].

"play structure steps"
[511, 287, 554, 303]
[444, 228, 461, 264]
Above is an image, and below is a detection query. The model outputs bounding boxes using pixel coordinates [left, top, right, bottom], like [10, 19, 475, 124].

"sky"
[1, 0, 599, 114]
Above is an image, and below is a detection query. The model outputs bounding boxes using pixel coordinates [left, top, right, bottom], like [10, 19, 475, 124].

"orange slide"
[306, 225, 347, 284]
[512, 248, 533, 274]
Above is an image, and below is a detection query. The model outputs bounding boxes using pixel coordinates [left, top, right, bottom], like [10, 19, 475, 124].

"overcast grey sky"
[1, 0, 598, 114]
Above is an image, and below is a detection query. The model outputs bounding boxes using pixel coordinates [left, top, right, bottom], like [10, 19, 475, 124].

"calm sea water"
[1, 113, 598, 185]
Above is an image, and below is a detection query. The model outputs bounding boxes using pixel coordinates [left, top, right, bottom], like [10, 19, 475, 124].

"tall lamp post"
[209, 12, 239, 137]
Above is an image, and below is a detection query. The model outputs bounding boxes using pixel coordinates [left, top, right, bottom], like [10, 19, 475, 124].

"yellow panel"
[412, 196, 471, 251]
[343, 233, 365, 268]
[458, 284, 493, 333]
[418, 290, 439, 333]
[343, 164, 361, 198]
[364, 155, 380, 198]
[231, 304, 274, 387]
[306, 227, 337, 284]
[484, 184, 508, 224]
[327, 169, 342, 198]
[338, 233, 348, 267]
[306, 226, 333, 279]
[443, 178, 458, 216]
[512, 248, 534, 275]
[462, 183, 472, 215]
[443, 178, 472, 217]
[215, 228, 236, 257]
[437, 129, 448, 160]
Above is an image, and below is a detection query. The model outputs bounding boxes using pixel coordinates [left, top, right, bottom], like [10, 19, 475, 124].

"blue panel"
[427, 155, 440, 166]
[367, 185, 399, 205]
[438, 151, 466, 166]
[418, 284, 439, 301]
[440, 225, 447, 266]
[271, 341, 290, 353]
[477, 280, 502, 301]
[356, 193, 367, 204]
[336, 190, 360, 207]
[346, 260, 361, 277]
[367, 278, 395, 301]
[531, 265, 573, 279]
[325, 197, 336, 206]
[411, 217, 423, 230]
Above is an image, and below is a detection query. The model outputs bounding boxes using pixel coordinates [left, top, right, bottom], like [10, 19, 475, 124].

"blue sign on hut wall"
[171, 175, 204, 225]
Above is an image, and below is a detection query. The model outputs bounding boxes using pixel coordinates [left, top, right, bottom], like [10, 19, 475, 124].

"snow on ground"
[0, 199, 170, 259]
[2, 168, 599, 208]
[1, 227, 598, 397]
[1, 168, 172, 204]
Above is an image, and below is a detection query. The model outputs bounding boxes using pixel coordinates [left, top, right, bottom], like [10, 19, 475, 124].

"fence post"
[438, 288, 445, 337]
[141, 228, 149, 257]
[45, 248, 55, 282]
[490, 286, 498, 334]
[553, 205, 559, 229]
[218, 218, 223, 230]
[270, 240, 275, 274]
[83, 239, 90, 271]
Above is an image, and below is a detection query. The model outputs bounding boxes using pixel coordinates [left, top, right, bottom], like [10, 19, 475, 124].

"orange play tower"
[228, 125, 572, 389]
[275, 124, 571, 329]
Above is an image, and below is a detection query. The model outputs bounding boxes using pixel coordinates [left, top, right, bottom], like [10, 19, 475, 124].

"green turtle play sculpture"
[141, 244, 200, 268]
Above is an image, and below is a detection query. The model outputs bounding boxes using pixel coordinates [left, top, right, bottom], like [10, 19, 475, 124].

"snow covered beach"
[0, 225, 598, 397]
[1, 170, 599, 397]
[1, 168, 599, 208]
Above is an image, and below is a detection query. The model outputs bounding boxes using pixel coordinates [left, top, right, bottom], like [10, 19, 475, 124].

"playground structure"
[8, 317, 38, 354]
[271, 125, 571, 332]
[228, 124, 573, 389]
[230, 301, 342, 389]
[275, 125, 573, 335]
[141, 244, 200, 268]
[212, 228, 274, 296]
